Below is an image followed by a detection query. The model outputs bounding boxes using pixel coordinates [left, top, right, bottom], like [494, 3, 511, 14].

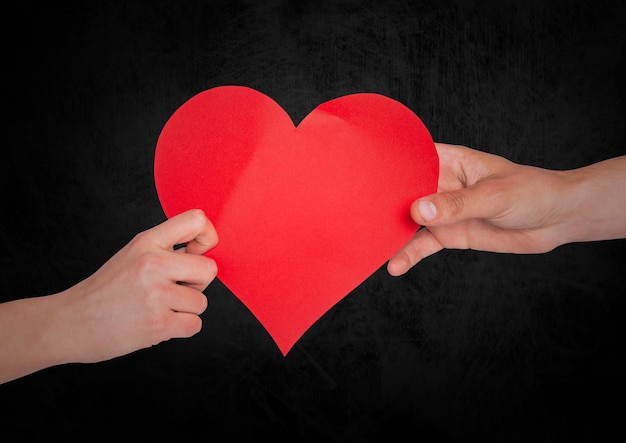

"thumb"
[410, 182, 502, 226]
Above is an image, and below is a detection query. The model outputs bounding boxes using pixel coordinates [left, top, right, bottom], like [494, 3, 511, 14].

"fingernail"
[418, 200, 436, 222]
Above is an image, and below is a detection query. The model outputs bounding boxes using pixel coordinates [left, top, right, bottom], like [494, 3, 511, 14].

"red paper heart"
[154, 86, 438, 355]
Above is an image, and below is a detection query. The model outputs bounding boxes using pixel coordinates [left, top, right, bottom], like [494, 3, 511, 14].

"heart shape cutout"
[154, 86, 438, 355]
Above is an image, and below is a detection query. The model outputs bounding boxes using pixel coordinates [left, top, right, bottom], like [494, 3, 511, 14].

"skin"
[0, 209, 218, 384]
[388, 143, 626, 276]
[2, 144, 625, 384]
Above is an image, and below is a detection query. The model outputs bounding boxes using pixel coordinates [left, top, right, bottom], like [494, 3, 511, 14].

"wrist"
[555, 157, 626, 245]
[41, 287, 88, 366]
[35, 292, 74, 368]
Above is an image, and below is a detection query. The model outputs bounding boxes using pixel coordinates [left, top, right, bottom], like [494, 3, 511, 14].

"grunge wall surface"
[1, 1, 625, 441]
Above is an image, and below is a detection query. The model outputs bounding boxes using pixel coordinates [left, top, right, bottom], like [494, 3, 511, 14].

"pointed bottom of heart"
[219, 266, 379, 357]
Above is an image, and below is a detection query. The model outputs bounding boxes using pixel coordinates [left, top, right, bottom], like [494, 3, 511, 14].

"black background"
[1, 0, 625, 441]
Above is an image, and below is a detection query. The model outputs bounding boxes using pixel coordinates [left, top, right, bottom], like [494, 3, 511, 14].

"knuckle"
[204, 257, 218, 277]
[197, 293, 209, 313]
[146, 310, 171, 339]
[181, 316, 203, 337]
[134, 251, 166, 275]
[443, 191, 465, 217]
[129, 230, 151, 250]
[188, 208, 209, 226]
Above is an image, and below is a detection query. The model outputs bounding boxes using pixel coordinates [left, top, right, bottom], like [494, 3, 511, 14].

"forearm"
[559, 155, 626, 244]
[0, 293, 70, 384]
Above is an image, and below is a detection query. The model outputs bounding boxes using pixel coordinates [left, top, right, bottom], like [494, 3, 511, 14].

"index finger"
[387, 227, 443, 276]
[152, 209, 218, 254]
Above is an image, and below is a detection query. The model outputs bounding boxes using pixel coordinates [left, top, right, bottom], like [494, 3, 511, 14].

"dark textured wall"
[1, 1, 625, 441]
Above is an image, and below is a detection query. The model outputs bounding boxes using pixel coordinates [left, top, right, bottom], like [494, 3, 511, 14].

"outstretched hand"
[1, 209, 218, 384]
[61, 208, 219, 363]
[388, 143, 626, 276]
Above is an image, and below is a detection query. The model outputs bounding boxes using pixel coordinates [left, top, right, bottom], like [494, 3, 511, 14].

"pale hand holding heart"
[154, 86, 439, 355]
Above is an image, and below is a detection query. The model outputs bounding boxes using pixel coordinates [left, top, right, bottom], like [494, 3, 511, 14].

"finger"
[410, 179, 509, 227]
[167, 284, 209, 315]
[166, 312, 203, 339]
[165, 253, 218, 290]
[185, 237, 217, 256]
[387, 228, 444, 276]
[152, 209, 218, 253]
